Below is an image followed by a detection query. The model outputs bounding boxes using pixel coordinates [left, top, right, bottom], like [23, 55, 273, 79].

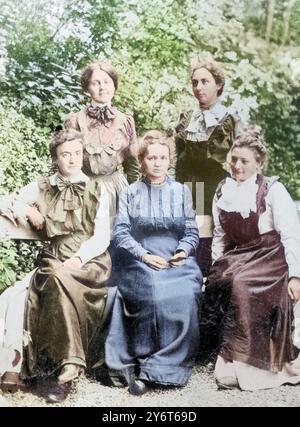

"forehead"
[57, 139, 83, 154]
[146, 143, 169, 156]
[90, 68, 112, 82]
[192, 67, 215, 81]
[231, 146, 256, 160]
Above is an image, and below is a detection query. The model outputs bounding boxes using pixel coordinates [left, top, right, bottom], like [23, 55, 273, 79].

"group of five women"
[0, 58, 300, 403]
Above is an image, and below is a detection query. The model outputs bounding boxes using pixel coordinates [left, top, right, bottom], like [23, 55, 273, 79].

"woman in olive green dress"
[0, 129, 113, 402]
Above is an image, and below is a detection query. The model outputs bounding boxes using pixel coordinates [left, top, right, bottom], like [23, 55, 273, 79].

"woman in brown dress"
[204, 126, 300, 390]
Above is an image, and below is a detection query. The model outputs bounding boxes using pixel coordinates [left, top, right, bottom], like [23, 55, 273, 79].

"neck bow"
[86, 104, 116, 125]
[55, 175, 86, 211]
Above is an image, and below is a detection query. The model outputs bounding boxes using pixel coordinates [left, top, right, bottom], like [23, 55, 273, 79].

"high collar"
[142, 175, 171, 188]
[49, 171, 89, 186]
[216, 173, 259, 218]
[90, 100, 112, 108]
[228, 173, 258, 187]
[186, 101, 228, 136]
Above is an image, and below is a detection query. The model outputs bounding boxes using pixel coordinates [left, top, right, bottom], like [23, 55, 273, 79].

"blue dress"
[105, 176, 202, 385]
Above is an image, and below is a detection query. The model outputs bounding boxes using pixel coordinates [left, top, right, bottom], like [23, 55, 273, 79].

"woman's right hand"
[143, 254, 169, 271]
[26, 206, 45, 230]
[288, 277, 300, 301]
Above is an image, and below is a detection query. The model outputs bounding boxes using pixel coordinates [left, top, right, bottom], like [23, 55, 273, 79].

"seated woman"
[204, 126, 300, 391]
[0, 129, 114, 402]
[105, 130, 202, 395]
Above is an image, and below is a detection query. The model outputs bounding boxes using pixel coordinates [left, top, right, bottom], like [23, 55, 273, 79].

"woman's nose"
[196, 81, 204, 90]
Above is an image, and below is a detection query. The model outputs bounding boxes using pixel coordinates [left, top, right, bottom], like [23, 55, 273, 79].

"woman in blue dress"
[105, 130, 202, 395]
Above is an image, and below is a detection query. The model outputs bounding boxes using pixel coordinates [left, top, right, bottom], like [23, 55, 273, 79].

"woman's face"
[87, 68, 115, 104]
[56, 139, 83, 178]
[142, 143, 170, 181]
[230, 147, 261, 182]
[192, 67, 221, 108]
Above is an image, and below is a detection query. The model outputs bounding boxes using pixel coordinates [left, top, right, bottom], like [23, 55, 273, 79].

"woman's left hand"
[288, 277, 300, 301]
[63, 257, 83, 270]
[169, 251, 187, 267]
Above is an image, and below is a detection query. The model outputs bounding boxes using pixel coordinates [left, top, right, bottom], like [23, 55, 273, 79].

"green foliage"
[0, 101, 50, 193]
[0, 240, 17, 293]
[0, 102, 50, 293]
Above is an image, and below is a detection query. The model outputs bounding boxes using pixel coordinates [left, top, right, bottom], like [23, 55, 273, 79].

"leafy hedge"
[0, 102, 50, 293]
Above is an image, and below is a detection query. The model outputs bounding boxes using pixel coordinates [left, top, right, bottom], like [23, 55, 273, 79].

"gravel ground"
[1, 363, 300, 407]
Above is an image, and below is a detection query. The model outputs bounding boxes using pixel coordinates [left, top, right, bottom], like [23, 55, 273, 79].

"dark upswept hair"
[80, 60, 118, 92]
[138, 130, 175, 175]
[191, 60, 225, 96]
[231, 125, 267, 164]
[50, 129, 85, 163]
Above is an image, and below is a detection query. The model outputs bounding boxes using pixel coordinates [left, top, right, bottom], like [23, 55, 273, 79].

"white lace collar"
[187, 101, 228, 132]
[216, 173, 258, 219]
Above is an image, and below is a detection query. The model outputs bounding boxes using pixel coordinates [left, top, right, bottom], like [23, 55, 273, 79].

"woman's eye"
[192, 80, 198, 87]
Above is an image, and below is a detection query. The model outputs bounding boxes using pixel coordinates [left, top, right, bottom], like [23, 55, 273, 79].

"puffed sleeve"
[123, 115, 140, 183]
[64, 112, 80, 130]
[176, 184, 199, 255]
[124, 115, 137, 144]
[268, 182, 300, 278]
[113, 185, 148, 260]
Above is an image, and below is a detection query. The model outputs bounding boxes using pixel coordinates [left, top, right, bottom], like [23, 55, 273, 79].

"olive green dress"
[175, 105, 237, 215]
[22, 175, 112, 379]
[174, 102, 238, 276]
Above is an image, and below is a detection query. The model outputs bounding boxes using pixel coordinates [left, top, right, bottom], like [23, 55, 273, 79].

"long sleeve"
[268, 182, 300, 279]
[211, 194, 232, 263]
[176, 185, 199, 256]
[9, 181, 40, 225]
[122, 115, 140, 184]
[64, 112, 80, 130]
[74, 186, 110, 264]
[123, 152, 140, 184]
[113, 186, 148, 260]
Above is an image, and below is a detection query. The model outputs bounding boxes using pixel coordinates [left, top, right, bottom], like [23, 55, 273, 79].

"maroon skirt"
[203, 230, 296, 371]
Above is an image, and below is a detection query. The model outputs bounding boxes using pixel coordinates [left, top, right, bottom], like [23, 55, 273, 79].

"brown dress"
[22, 176, 112, 379]
[203, 174, 296, 372]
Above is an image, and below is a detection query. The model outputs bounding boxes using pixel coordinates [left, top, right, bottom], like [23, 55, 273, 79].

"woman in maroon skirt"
[204, 126, 300, 390]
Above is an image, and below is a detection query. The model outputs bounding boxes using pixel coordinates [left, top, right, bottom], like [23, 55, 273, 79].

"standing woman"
[65, 60, 139, 222]
[204, 126, 300, 390]
[175, 60, 240, 275]
[105, 131, 202, 395]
